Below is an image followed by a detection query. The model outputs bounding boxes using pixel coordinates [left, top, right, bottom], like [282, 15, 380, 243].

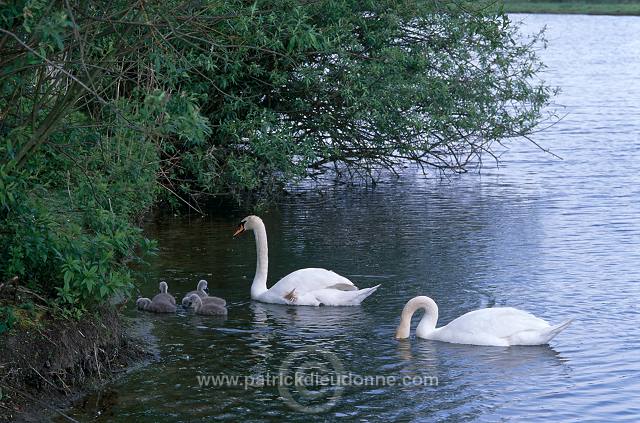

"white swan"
[395, 296, 573, 346]
[233, 215, 379, 306]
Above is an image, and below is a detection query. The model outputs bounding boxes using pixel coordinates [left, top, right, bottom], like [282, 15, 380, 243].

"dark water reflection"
[63, 14, 640, 422]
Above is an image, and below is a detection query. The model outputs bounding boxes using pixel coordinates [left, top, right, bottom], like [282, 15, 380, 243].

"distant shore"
[503, 1, 640, 16]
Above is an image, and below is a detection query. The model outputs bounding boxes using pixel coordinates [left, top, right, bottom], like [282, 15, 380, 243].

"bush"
[0, 134, 158, 316]
[0, 306, 16, 335]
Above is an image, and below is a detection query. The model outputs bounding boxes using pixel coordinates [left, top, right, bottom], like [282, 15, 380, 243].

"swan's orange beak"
[233, 223, 245, 238]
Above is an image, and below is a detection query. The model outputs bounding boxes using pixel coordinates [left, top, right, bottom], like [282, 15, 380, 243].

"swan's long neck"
[250, 220, 269, 299]
[395, 296, 439, 339]
[197, 280, 207, 292]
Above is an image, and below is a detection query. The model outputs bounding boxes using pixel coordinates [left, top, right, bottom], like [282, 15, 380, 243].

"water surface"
[65, 14, 640, 422]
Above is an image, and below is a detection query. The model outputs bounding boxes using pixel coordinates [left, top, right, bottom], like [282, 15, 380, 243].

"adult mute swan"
[233, 215, 379, 306]
[395, 296, 573, 346]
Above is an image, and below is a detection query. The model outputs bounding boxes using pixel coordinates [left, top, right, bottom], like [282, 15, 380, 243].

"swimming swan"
[181, 279, 226, 307]
[136, 281, 177, 313]
[395, 296, 573, 346]
[153, 281, 176, 305]
[184, 293, 228, 315]
[136, 297, 177, 313]
[233, 215, 380, 306]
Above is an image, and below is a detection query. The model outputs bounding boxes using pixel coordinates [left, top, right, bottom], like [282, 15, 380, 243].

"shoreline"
[503, 1, 640, 16]
[0, 308, 157, 422]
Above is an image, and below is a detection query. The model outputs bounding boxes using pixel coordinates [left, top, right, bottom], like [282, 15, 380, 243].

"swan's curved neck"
[250, 220, 269, 299]
[396, 297, 439, 339]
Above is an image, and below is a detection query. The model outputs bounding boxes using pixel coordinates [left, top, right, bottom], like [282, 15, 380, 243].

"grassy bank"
[0, 303, 150, 422]
[504, 0, 640, 15]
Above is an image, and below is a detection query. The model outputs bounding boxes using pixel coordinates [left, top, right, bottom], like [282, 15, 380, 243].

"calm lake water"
[63, 14, 640, 422]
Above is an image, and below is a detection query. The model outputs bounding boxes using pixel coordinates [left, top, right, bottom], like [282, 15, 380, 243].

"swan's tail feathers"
[543, 318, 574, 342]
[354, 284, 380, 304]
[506, 318, 573, 345]
[314, 284, 380, 306]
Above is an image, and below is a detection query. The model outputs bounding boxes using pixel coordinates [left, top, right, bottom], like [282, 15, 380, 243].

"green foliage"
[0, 306, 17, 335]
[0, 89, 162, 315]
[0, 148, 157, 315]
[141, 0, 556, 197]
[503, 0, 640, 15]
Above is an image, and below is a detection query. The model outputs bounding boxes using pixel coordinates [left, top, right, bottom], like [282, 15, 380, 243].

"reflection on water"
[63, 14, 640, 422]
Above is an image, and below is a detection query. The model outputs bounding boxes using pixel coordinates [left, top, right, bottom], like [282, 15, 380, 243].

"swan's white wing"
[442, 307, 549, 339]
[269, 268, 357, 297]
[312, 285, 380, 306]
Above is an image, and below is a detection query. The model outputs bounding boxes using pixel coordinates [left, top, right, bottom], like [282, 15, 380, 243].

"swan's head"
[197, 279, 209, 293]
[183, 293, 201, 308]
[233, 215, 262, 237]
[136, 298, 151, 310]
[159, 281, 169, 293]
[395, 322, 411, 340]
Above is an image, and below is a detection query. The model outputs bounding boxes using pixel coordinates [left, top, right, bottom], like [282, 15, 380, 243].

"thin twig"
[94, 344, 102, 380]
[158, 183, 205, 216]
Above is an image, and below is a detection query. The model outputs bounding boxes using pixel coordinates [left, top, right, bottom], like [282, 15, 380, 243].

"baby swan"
[181, 279, 226, 307]
[136, 297, 177, 313]
[136, 281, 177, 313]
[184, 293, 227, 316]
[153, 281, 176, 305]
